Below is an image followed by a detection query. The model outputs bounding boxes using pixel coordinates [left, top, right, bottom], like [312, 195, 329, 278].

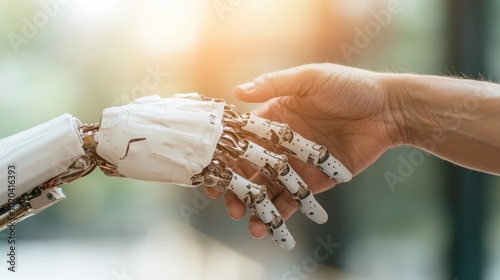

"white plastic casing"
[95, 95, 224, 186]
[0, 114, 85, 206]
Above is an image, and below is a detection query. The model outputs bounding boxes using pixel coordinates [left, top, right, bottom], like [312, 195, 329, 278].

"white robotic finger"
[240, 141, 328, 224]
[226, 169, 295, 250]
[0, 93, 349, 250]
[242, 113, 352, 183]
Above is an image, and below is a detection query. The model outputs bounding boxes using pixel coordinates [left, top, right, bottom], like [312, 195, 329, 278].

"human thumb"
[233, 65, 315, 103]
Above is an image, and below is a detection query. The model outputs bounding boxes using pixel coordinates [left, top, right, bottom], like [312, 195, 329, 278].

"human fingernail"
[249, 221, 267, 239]
[235, 82, 256, 93]
[251, 230, 265, 239]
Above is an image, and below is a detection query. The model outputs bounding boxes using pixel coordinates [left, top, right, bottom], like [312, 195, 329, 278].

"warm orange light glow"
[68, 0, 204, 53]
[133, 0, 204, 53]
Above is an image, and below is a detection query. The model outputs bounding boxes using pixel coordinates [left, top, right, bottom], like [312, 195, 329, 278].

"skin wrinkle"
[294, 66, 318, 98]
[280, 77, 389, 173]
[260, 71, 282, 99]
[384, 76, 413, 145]
[259, 66, 397, 176]
[380, 85, 405, 147]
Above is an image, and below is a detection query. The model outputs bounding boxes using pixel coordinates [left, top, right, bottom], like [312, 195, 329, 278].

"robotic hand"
[0, 93, 351, 250]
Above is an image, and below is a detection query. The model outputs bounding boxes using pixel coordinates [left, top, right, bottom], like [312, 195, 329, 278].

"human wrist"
[380, 72, 496, 149]
[376, 70, 500, 174]
[377, 72, 418, 147]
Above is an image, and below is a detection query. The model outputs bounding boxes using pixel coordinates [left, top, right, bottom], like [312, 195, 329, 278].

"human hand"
[95, 93, 353, 249]
[211, 63, 402, 239]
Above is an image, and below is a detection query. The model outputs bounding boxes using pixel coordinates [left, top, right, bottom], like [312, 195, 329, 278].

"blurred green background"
[0, 0, 499, 279]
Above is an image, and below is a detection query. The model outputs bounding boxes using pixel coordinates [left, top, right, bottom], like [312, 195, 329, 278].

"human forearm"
[385, 73, 500, 174]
